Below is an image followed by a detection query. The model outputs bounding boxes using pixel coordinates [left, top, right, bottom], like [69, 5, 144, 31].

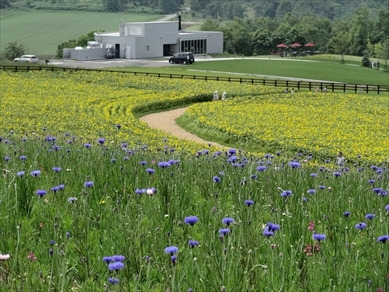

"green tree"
[56, 40, 77, 59]
[349, 8, 373, 56]
[1, 42, 25, 61]
[0, 0, 10, 9]
[374, 38, 389, 70]
[251, 29, 272, 55]
[328, 32, 351, 64]
[200, 19, 221, 31]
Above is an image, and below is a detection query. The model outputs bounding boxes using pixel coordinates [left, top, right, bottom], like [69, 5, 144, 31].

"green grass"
[0, 10, 162, 56]
[106, 57, 388, 86]
[186, 59, 388, 85]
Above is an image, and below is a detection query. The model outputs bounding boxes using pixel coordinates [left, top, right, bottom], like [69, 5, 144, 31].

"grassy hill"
[0, 10, 162, 56]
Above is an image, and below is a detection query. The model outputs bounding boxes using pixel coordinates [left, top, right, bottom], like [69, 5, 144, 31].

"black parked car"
[169, 52, 195, 64]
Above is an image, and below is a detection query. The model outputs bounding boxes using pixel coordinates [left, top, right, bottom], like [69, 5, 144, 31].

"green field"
[108, 57, 388, 86]
[0, 10, 161, 55]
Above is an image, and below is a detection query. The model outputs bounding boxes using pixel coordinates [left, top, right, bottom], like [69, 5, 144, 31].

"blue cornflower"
[250, 174, 258, 180]
[266, 222, 280, 232]
[50, 240, 55, 245]
[377, 235, 389, 243]
[52, 167, 62, 172]
[333, 172, 341, 177]
[386, 204, 389, 212]
[222, 217, 235, 226]
[83, 143, 92, 149]
[30, 170, 41, 177]
[108, 261, 124, 271]
[379, 190, 387, 197]
[17, 171, 25, 177]
[102, 256, 114, 263]
[318, 185, 326, 190]
[262, 228, 274, 238]
[368, 179, 375, 184]
[165, 246, 178, 255]
[227, 156, 238, 163]
[108, 277, 120, 284]
[52, 145, 61, 151]
[111, 255, 125, 262]
[158, 161, 171, 168]
[289, 161, 301, 168]
[188, 240, 199, 248]
[256, 166, 267, 172]
[312, 233, 326, 242]
[58, 184, 65, 190]
[140, 161, 147, 166]
[171, 255, 177, 264]
[244, 199, 254, 206]
[355, 222, 367, 230]
[213, 176, 221, 183]
[51, 186, 59, 193]
[227, 148, 236, 156]
[84, 181, 94, 188]
[184, 216, 199, 226]
[4, 156, 10, 162]
[97, 138, 106, 145]
[307, 189, 316, 195]
[281, 190, 293, 197]
[146, 168, 155, 174]
[20, 155, 27, 161]
[343, 211, 351, 218]
[365, 213, 375, 220]
[36, 190, 47, 198]
[372, 188, 382, 194]
[310, 173, 317, 177]
[168, 159, 179, 165]
[218, 228, 230, 236]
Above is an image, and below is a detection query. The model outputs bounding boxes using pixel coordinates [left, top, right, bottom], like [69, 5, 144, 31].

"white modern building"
[64, 21, 223, 60]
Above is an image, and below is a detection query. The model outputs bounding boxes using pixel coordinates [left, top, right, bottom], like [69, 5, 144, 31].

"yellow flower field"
[1, 70, 388, 162]
[184, 92, 389, 162]
[0, 71, 275, 154]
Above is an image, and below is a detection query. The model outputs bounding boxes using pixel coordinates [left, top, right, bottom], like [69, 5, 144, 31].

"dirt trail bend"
[139, 107, 225, 148]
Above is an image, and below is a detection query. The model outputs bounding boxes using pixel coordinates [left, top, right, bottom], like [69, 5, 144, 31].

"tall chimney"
[178, 13, 182, 31]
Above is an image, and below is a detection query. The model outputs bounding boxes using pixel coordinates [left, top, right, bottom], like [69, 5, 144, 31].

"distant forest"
[1, 0, 388, 58]
[1, 0, 386, 19]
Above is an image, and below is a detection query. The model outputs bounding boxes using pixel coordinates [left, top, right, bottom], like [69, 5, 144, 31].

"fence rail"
[1, 65, 388, 94]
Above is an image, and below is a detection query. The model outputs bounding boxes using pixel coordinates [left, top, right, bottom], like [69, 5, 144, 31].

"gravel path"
[139, 107, 225, 148]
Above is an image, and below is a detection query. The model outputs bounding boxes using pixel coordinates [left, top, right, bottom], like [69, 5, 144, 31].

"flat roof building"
[65, 21, 223, 61]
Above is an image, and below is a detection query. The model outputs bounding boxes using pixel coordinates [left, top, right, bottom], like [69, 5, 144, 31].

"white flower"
[0, 254, 10, 260]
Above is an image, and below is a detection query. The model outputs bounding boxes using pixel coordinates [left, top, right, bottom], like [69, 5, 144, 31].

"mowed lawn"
[0, 10, 161, 55]
[188, 59, 388, 86]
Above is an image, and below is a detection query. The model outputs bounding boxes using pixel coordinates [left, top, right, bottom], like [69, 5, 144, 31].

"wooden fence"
[1, 65, 388, 94]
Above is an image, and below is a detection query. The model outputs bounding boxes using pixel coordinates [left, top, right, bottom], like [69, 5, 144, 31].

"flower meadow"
[0, 71, 388, 291]
[181, 93, 389, 164]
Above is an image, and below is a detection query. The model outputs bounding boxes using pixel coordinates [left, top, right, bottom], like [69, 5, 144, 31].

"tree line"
[200, 8, 388, 61]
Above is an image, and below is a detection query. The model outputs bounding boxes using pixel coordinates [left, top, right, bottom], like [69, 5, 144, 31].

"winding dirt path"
[139, 107, 225, 148]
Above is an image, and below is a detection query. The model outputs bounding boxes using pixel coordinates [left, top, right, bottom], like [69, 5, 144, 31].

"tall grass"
[0, 135, 388, 291]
